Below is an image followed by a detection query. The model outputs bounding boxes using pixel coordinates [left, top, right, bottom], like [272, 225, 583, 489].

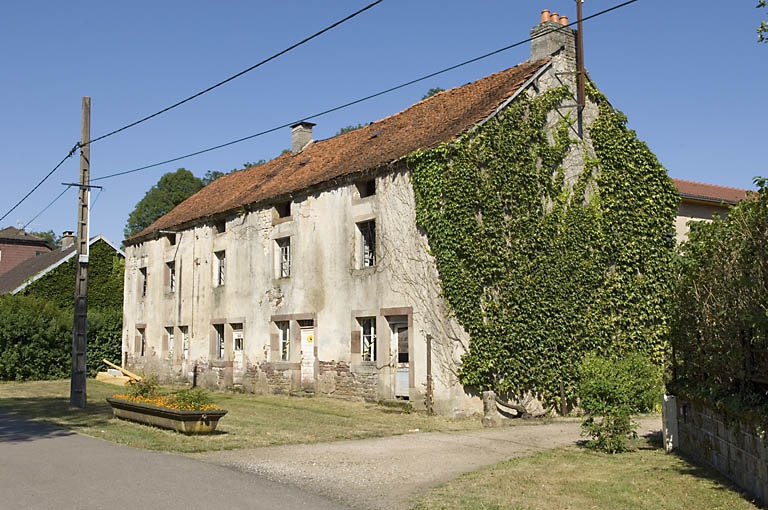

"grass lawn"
[412, 433, 759, 510]
[0, 379, 480, 452]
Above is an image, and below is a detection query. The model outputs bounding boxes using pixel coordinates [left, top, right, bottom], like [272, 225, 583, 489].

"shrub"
[0, 295, 71, 381]
[128, 375, 159, 398]
[577, 352, 661, 453]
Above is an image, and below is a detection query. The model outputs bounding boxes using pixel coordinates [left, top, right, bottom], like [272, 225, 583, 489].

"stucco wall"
[674, 200, 730, 244]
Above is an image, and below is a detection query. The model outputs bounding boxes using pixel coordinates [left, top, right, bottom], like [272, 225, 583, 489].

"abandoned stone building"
[122, 12, 690, 415]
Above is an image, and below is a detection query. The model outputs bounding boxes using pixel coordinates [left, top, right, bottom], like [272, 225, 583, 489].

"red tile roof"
[129, 58, 551, 244]
[672, 178, 749, 205]
[0, 227, 49, 246]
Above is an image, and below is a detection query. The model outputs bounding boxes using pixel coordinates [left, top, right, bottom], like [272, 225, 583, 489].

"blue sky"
[1, 1, 765, 244]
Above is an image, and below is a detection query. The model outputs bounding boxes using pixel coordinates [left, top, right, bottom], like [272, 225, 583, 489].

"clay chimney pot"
[550, 12, 560, 23]
[559, 16, 569, 26]
[540, 9, 551, 23]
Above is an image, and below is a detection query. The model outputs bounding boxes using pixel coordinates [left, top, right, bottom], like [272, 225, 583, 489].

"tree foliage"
[759, 1, 767, 42]
[422, 87, 444, 99]
[335, 124, 365, 136]
[670, 178, 768, 416]
[124, 168, 204, 239]
[29, 229, 60, 249]
[408, 85, 678, 408]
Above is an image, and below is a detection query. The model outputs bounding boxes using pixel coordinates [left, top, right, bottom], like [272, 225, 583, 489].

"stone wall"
[677, 398, 767, 505]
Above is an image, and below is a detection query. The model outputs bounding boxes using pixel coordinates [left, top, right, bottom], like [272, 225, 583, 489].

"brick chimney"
[290, 121, 315, 155]
[61, 231, 75, 250]
[530, 9, 576, 62]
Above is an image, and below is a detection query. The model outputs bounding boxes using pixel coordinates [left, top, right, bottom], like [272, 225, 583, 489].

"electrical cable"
[0, 144, 79, 223]
[21, 186, 72, 231]
[86, 0, 385, 147]
[91, 0, 640, 183]
[1, 0, 385, 222]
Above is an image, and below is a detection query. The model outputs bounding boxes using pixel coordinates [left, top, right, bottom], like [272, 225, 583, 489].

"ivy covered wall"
[11, 238, 125, 378]
[408, 85, 678, 408]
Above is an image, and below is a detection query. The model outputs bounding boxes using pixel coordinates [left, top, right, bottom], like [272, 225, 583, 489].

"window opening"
[356, 179, 376, 198]
[277, 238, 290, 278]
[214, 324, 225, 359]
[166, 326, 175, 353]
[214, 219, 226, 234]
[137, 327, 145, 356]
[358, 221, 376, 267]
[215, 251, 225, 286]
[180, 326, 189, 360]
[360, 317, 376, 362]
[277, 321, 290, 361]
[167, 261, 176, 292]
[274, 201, 291, 218]
[139, 267, 147, 296]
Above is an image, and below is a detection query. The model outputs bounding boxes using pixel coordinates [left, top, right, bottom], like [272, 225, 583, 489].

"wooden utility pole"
[70, 96, 91, 409]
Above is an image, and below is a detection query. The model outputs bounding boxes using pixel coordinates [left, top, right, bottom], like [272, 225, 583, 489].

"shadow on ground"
[0, 396, 113, 443]
[0, 408, 73, 442]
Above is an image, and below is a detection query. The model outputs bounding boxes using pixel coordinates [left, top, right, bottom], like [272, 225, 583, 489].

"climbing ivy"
[408, 85, 678, 407]
[20, 239, 124, 311]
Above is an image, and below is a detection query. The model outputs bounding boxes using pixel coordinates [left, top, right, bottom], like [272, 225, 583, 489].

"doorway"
[391, 321, 409, 398]
[299, 320, 315, 389]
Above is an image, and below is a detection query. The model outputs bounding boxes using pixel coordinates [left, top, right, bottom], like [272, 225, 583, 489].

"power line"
[21, 186, 73, 231]
[86, 0, 385, 147]
[1, 1, 385, 224]
[0, 144, 79, 223]
[92, 0, 640, 183]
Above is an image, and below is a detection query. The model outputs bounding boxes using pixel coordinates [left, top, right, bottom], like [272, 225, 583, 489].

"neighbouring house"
[671, 179, 749, 243]
[0, 227, 52, 276]
[0, 233, 124, 308]
[122, 11, 695, 415]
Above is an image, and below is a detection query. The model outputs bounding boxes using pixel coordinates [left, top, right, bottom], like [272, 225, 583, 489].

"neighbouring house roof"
[672, 178, 748, 205]
[0, 227, 50, 247]
[0, 235, 124, 295]
[128, 58, 552, 244]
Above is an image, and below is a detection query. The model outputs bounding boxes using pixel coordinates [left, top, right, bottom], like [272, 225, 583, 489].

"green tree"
[759, 1, 767, 42]
[422, 87, 444, 99]
[29, 229, 60, 249]
[124, 168, 203, 239]
[335, 124, 365, 136]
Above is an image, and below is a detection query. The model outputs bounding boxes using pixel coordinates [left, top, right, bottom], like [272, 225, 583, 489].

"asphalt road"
[0, 409, 347, 510]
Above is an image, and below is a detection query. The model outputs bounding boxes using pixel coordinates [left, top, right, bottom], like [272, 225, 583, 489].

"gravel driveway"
[194, 414, 662, 510]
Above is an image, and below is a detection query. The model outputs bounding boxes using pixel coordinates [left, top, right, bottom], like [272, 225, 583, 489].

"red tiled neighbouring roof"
[0, 246, 75, 294]
[672, 178, 749, 205]
[0, 227, 48, 245]
[129, 58, 551, 244]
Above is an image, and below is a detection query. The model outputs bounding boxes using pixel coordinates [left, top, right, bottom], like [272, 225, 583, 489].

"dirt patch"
[194, 415, 662, 510]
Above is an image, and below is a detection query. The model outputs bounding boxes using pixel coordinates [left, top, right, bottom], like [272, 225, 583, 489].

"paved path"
[0, 409, 347, 510]
[195, 415, 663, 510]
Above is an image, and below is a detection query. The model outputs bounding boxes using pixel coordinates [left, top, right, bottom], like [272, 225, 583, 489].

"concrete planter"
[106, 397, 227, 435]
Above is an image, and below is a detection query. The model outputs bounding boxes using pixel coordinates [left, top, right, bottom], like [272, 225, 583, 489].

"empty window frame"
[358, 220, 376, 267]
[356, 179, 376, 198]
[214, 324, 225, 359]
[274, 201, 291, 219]
[232, 323, 244, 352]
[165, 326, 175, 353]
[180, 326, 189, 360]
[214, 219, 226, 234]
[137, 327, 146, 356]
[359, 317, 376, 362]
[215, 251, 226, 286]
[166, 233, 177, 246]
[139, 267, 147, 296]
[276, 321, 290, 361]
[166, 261, 176, 292]
[276, 238, 291, 278]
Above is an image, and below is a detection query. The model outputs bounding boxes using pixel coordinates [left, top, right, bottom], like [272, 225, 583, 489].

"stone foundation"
[676, 398, 767, 505]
